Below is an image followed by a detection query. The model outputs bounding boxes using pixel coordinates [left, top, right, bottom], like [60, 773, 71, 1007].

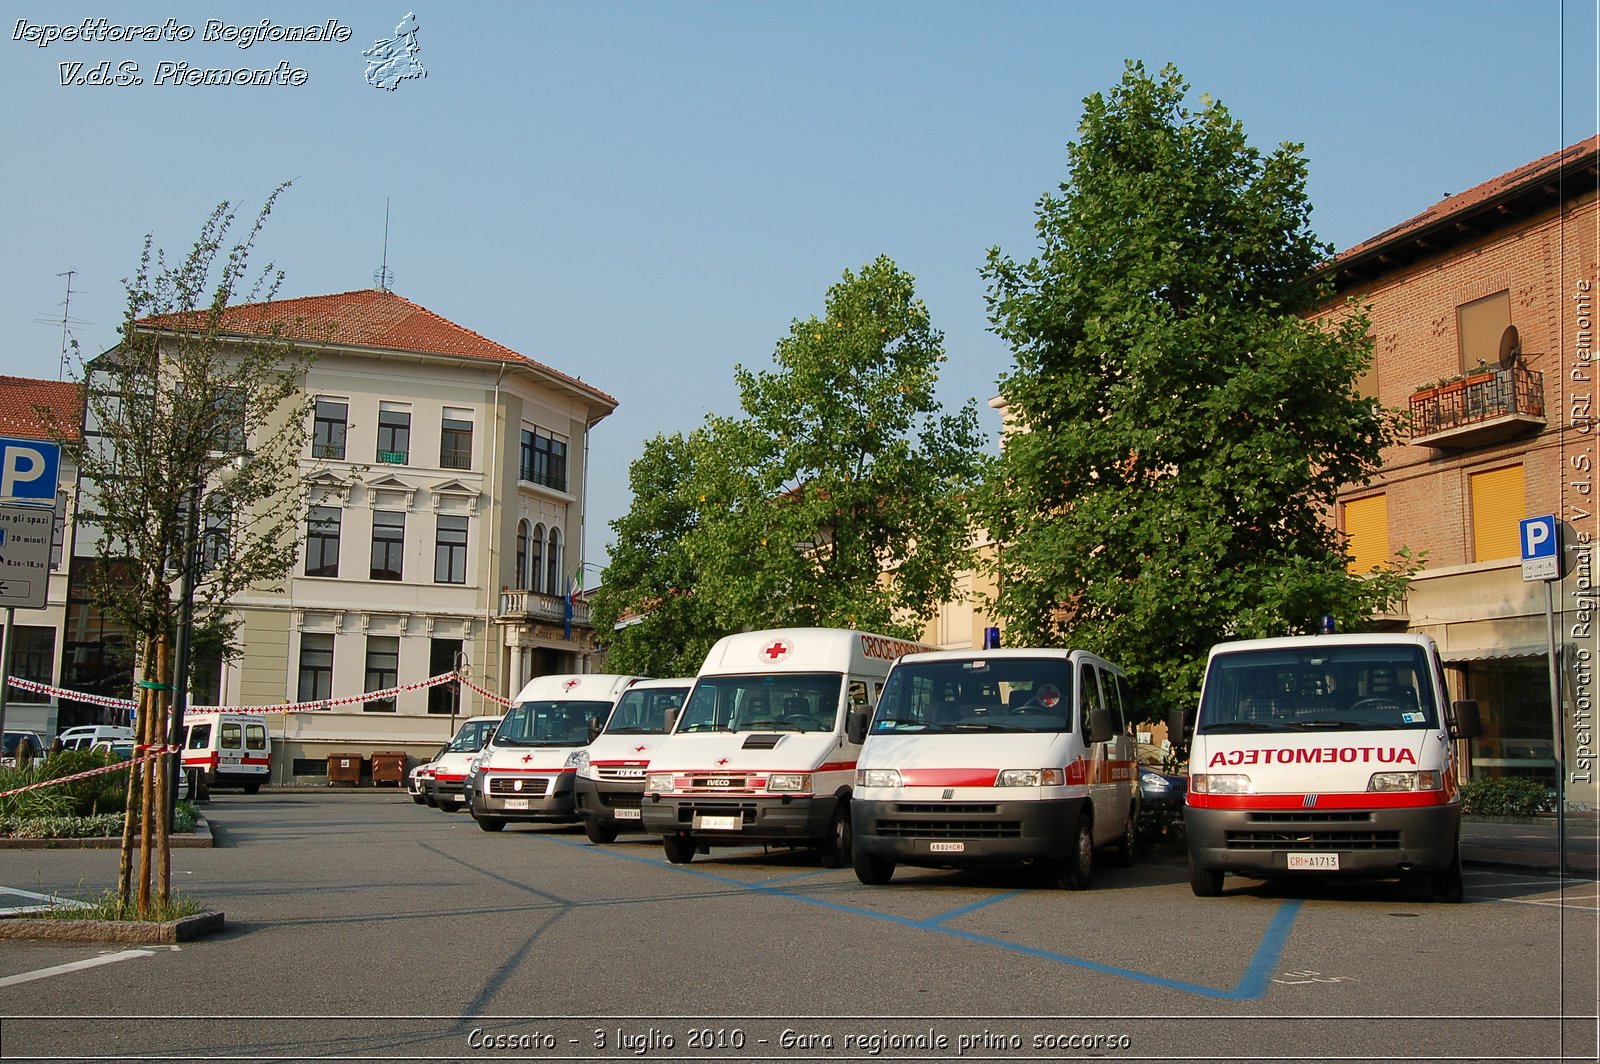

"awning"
[1440, 642, 1564, 663]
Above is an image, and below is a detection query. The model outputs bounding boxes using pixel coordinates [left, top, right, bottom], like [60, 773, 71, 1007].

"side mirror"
[846, 708, 870, 745]
[662, 708, 679, 734]
[1087, 707, 1113, 745]
[1450, 700, 1482, 741]
[1168, 707, 1189, 740]
[587, 717, 603, 743]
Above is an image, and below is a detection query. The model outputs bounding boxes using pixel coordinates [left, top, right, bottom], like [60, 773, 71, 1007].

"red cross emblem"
[762, 639, 791, 662]
[634, 745, 647, 753]
[563, 678, 580, 692]
[1037, 684, 1061, 708]
[717, 757, 729, 766]
[522, 754, 534, 763]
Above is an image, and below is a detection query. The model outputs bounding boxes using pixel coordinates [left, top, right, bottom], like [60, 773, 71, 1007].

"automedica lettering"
[1207, 747, 1418, 767]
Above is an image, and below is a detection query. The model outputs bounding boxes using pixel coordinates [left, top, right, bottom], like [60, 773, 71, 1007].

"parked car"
[90, 739, 190, 800]
[409, 749, 443, 806]
[1137, 742, 1187, 806]
[57, 725, 135, 751]
[2, 730, 46, 766]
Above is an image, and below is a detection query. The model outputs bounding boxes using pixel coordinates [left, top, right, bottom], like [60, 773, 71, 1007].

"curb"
[0, 815, 213, 850]
[0, 909, 224, 944]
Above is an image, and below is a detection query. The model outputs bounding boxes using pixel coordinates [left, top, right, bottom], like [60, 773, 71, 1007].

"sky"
[2, 1, 1597, 573]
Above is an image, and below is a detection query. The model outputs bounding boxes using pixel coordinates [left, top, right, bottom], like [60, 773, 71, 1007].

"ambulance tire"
[1429, 846, 1464, 904]
[1051, 814, 1094, 890]
[663, 833, 696, 864]
[584, 818, 620, 845]
[243, 781, 261, 795]
[818, 798, 852, 868]
[411, 790, 427, 805]
[1188, 855, 1224, 897]
[853, 849, 895, 886]
[437, 799, 462, 813]
[1110, 806, 1137, 867]
[475, 814, 506, 832]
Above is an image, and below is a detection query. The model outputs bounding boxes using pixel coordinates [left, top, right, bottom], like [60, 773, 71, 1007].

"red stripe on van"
[1188, 790, 1454, 810]
[896, 768, 1002, 788]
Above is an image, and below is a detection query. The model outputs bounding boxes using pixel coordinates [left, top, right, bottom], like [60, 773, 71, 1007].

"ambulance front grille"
[605, 792, 643, 810]
[488, 777, 552, 797]
[1224, 830, 1401, 851]
[875, 817, 1022, 839]
[596, 766, 648, 783]
[1248, 812, 1375, 824]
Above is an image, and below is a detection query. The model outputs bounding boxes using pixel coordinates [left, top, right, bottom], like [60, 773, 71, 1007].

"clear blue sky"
[3, 1, 1596, 571]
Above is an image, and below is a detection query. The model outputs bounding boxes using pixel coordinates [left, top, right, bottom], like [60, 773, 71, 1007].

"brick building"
[1326, 136, 1599, 811]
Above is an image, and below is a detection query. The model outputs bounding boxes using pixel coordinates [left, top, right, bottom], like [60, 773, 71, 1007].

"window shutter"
[1343, 494, 1390, 573]
[1469, 465, 1525, 562]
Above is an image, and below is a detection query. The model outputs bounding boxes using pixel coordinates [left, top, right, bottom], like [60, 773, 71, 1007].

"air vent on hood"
[742, 733, 784, 750]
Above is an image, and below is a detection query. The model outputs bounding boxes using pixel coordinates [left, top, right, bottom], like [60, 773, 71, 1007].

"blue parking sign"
[1520, 514, 1560, 581]
[0, 437, 60, 507]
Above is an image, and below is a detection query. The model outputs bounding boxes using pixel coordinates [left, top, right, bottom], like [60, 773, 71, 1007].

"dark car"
[1137, 742, 1187, 805]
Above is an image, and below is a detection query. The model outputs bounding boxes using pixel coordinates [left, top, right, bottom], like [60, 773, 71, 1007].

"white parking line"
[0, 949, 154, 988]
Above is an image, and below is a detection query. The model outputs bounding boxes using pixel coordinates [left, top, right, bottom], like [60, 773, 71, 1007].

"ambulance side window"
[221, 722, 242, 750]
[1110, 672, 1134, 736]
[187, 724, 211, 750]
[245, 723, 267, 751]
[849, 680, 869, 707]
[1079, 663, 1105, 736]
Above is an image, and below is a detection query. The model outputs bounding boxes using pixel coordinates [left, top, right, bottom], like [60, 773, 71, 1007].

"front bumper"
[475, 771, 577, 821]
[852, 796, 1085, 866]
[574, 777, 648, 832]
[1185, 803, 1461, 877]
[640, 792, 836, 845]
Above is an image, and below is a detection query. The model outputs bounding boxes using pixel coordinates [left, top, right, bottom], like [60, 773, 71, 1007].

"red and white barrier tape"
[0, 744, 181, 800]
[456, 675, 513, 707]
[5, 671, 479, 716]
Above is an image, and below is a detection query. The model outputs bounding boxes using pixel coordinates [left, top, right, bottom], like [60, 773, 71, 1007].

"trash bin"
[370, 750, 407, 787]
[327, 752, 363, 786]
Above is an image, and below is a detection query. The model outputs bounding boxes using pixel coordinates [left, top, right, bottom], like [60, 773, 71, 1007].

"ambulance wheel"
[663, 833, 696, 864]
[1188, 855, 1224, 897]
[438, 799, 462, 813]
[475, 814, 506, 832]
[1051, 814, 1094, 890]
[1430, 847, 1464, 904]
[411, 792, 426, 805]
[853, 849, 895, 886]
[243, 781, 261, 795]
[818, 798, 852, 868]
[584, 818, 620, 845]
[1110, 807, 1137, 867]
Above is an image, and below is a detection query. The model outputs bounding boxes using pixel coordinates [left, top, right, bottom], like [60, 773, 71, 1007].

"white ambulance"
[1177, 633, 1481, 902]
[850, 647, 1138, 889]
[571, 677, 693, 844]
[467, 674, 642, 832]
[641, 628, 934, 866]
[423, 714, 503, 812]
[182, 713, 272, 794]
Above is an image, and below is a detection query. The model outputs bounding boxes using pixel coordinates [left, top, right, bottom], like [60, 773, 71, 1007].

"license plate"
[614, 808, 641, 820]
[503, 798, 530, 810]
[694, 814, 741, 831]
[1287, 853, 1339, 870]
[928, 841, 965, 853]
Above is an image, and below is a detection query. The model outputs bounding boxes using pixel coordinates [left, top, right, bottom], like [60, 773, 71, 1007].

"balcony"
[1409, 365, 1545, 449]
[498, 588, 591, 627]
[377, 450, 408, 465]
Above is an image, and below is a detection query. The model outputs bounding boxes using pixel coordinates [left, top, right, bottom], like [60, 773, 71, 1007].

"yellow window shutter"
[1470, 465, 1525, 562]
[1343, 494, 1390, 573]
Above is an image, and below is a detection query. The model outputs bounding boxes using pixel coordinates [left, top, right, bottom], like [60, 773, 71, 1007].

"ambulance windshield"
[676, 674, 842, 733]
[604, 686, 690, 734]
[1199, 644, 1440, 733]
[495, 700, 613, 746]
[445, 717, 500, 753]
[871, 657, 1074, 733]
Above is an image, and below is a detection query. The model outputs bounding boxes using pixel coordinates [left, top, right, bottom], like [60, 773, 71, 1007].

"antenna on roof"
[57, 269, 76, 380]
[373, 198, 394, 292]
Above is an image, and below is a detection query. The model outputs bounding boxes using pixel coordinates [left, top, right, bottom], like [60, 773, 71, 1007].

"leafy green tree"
[44, 185, 318, 915]
[598, 256, 986, 658]
[979, 62, 1409, 712]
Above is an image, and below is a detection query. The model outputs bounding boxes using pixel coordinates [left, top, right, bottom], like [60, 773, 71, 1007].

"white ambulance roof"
[697, 628, 934, 674]
[510, 674, 642, 702]
[1207, 633, 1438, 659]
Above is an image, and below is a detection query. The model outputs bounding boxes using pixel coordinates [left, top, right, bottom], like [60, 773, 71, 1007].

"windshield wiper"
[1199, 721, 1290, 733]
[951, 721, 1026, 732]
[873, 716, 941, 732]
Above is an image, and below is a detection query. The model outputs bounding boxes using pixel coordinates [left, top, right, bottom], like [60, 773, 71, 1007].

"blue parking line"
[543, 834, 1303, 1001]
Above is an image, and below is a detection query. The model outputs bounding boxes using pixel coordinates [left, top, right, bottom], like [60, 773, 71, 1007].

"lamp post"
[165, 481, 201, 826]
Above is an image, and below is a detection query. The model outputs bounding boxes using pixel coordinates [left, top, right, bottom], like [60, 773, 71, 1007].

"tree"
[597, 256, 986, 658]
[979, 62, 1410, 712]
[43, 185, 319, 915]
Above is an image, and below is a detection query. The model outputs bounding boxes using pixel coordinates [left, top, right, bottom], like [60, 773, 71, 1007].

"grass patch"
[34, 888, 204, 923]
[2, 802, 199, 840]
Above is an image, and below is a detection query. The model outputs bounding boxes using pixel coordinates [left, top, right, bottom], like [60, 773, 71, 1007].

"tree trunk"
[116, 640, 157, 914]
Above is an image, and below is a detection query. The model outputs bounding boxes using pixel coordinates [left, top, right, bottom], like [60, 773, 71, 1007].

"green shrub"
[1460, 776, 1556, 817]
[1, 801, 197, 840]
[0, 764, 74, 820]
[39, 749, 131, 816]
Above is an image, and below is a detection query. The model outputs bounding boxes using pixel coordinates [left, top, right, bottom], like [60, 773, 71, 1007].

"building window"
[305, 506, 341, 577]
[427, 638, 462, 714]
[434, 515, 468, 584]
[212, 387, 247, 455]
[370, 510, 405, 581]
[199, 497, 232, 574]
[377, 404, 411, 465]
[440, 409, 473, 470]
[363, 636, 400, 712]
[1458, 290, 1511, 373]
[515, 520, 530, 590]
[0, 624, 55, 689]
[530, 523, 545, 593]
[520, 427, 568, 492]
[313, 399, 348, 460]
[1343, 493, 1390, 574]
[545, 527, 561, 595]
[1470, 464, 1525, 562]
[297, 633, 334, 702]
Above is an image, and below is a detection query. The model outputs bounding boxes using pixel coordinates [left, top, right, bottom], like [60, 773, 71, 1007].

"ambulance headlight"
[995, 768, 1066, 787]
[856, 768, 902, 789]
[766, 773, 811, 793]
[1191, 773, 1252, 795]
[645, 773, 674, 793]
[566, 750, 591, 778]
[1368, 770, 1442, 792]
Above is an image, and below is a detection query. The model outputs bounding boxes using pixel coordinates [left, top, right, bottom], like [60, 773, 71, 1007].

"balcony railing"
[498, 588, 591, 627]
[1409, 365, 1545, 449]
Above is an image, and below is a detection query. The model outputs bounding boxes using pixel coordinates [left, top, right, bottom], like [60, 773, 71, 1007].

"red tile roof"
[137, 288, 617, 410]
[0, 376, 82, 441]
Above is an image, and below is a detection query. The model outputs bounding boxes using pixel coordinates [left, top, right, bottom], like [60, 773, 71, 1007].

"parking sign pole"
[0, 607, 13, 743]
[1545, 579, 1567, 875]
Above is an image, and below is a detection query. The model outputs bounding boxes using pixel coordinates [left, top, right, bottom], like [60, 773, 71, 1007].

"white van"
[58, 725, 135, 752]
[181, 713, 271, 794]
[423, 714, 503, 812]
[1177, 633, 1481, 902]
[851, 647, 1138, 889]
[571, 677, 693, 844]
[467, 674, 642, 832]
[641, 628, 933, 866]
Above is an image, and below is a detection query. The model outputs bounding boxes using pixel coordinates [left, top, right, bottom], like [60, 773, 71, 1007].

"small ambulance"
[571, 677, 693, 844]
[423, 714, 503, 812]
[1177, 633, 1481, 902]
[182, 713, 272, 794]
[850, 647, 1138, 889]
[641, 628, 933, 866]
[468, 674, 642, 832]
